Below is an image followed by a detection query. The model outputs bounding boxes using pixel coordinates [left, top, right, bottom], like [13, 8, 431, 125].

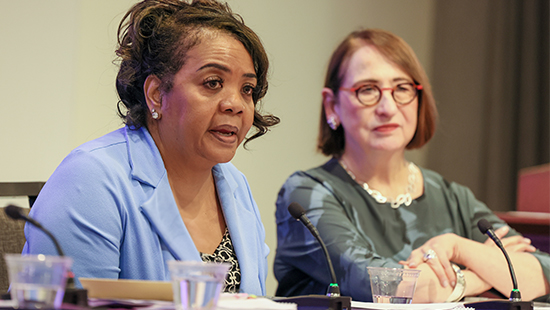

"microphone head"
[288, 202, 306, 220]
[5, 204, 24, 220]
[477, 218, 494, 234]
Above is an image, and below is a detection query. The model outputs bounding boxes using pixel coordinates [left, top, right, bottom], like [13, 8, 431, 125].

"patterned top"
[200, 228, 241, 293]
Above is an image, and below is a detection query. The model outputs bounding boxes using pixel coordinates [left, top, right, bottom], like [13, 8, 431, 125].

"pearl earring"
[151, 109, 160, 120]
[327, 115, 339, 130]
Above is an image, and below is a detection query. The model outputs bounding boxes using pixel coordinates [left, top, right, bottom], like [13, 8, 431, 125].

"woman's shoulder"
[285, 158, 343, 184]
[419, 166, 477, 199]
[53, 126, 162, 188]
[32, 128, 142, 224]
[70, 126, 159, 165]
[65, 127, 129, 165]
[75, 127, 127, 151]
[279, 158, 358, 204]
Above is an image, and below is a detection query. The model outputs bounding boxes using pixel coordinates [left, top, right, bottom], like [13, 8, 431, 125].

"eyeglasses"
[339, 83, 423, 106]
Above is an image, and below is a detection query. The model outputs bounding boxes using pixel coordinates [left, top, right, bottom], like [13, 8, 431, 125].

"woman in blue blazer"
[23, 0, 279, 296]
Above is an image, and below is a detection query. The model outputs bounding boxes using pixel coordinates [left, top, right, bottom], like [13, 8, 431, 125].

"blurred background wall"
[427, 0, 549, 212]
[1, 0, 547, 296]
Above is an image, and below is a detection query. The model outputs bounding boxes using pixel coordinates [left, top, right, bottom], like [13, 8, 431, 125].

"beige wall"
[0, 0, 435, 296]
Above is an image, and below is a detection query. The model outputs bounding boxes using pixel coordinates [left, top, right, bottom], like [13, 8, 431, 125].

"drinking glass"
[367, 267, 420, 304]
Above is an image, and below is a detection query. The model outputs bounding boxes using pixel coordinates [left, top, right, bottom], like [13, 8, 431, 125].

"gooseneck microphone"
[288, 202, 341, 297]
[5, 204, 65, 257]
[4, 204, 89, 306]
[477, 219, 521, 302]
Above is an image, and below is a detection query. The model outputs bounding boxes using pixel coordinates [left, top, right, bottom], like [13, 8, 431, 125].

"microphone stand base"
[273, 295, 351, 310]
[465, 300, 533, 310]
[63, 287, 89, 307]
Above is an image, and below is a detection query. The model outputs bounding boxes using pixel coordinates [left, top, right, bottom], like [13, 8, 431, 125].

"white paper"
[218, 296, 296, 310]
[351, 301, 473, 310]
[86, 292, 297, 310]
[0, 300, 16, 308]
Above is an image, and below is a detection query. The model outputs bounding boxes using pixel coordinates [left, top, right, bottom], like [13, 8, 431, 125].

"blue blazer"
[23, 126, 268, 295]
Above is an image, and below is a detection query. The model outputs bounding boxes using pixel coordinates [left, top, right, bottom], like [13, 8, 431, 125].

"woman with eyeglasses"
[274, 29, 549, 303]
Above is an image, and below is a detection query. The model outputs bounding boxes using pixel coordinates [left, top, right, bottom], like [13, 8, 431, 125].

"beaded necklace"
[339, 160, 418, 209]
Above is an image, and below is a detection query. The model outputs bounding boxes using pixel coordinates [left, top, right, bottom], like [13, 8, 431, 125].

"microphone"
[477, 219, 521, 301]
[287, 202, 341, 297]
[4, 205, 88, 306]
[5, 205, 65, 257]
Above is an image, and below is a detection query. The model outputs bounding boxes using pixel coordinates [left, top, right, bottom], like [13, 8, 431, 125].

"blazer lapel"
[213, 165, 260, 292]
[125, 127, 201, 262]
[140, 177, 201, 262]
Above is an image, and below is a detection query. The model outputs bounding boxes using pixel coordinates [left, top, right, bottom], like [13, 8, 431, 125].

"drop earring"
[327, 115, 339, 130]
[151, 109, 161, 120]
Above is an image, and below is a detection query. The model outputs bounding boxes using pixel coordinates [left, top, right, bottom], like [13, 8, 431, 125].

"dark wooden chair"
[0, 182, 45, 294]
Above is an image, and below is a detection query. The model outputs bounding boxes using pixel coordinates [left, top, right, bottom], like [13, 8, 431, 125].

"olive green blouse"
[274, 158, 550, 302]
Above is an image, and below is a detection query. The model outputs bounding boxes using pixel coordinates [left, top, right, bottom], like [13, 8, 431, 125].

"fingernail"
[524, 238, 531, 244]
[444, 280, 449, 288]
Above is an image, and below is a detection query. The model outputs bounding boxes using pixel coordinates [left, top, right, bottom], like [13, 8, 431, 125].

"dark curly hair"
[115, 0, 279, 145]
[318, 29, 438, 157]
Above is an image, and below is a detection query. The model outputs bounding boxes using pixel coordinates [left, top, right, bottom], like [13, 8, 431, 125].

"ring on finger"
[423, 249, 437, 262]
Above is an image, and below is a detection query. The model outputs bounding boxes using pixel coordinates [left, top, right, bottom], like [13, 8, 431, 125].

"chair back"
[516, 163, 550, 213]
[0, 182, 45, 294]
[0, 207, 29, 293]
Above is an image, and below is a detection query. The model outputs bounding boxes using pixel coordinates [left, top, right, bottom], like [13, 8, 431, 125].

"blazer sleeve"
[23, 149, 128, 287]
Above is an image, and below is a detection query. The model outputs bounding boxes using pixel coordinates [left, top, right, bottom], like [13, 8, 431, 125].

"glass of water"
[168, 260, 230, 310]
[367, 267, 421, 304]
[5, 254, 73, 309]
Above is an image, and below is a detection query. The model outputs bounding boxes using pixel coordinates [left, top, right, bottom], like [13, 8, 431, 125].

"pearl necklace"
[339, 160, 418, 209]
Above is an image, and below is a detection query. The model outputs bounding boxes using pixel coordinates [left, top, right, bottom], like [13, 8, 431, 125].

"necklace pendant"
[362, 183, 388, 203]
[392, 194, 412, 209]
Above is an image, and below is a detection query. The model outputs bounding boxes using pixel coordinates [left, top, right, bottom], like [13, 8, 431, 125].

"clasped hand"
[399, 226, 536, 290]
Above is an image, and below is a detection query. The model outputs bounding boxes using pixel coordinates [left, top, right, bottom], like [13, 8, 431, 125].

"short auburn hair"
[318, 29, 438, 157]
